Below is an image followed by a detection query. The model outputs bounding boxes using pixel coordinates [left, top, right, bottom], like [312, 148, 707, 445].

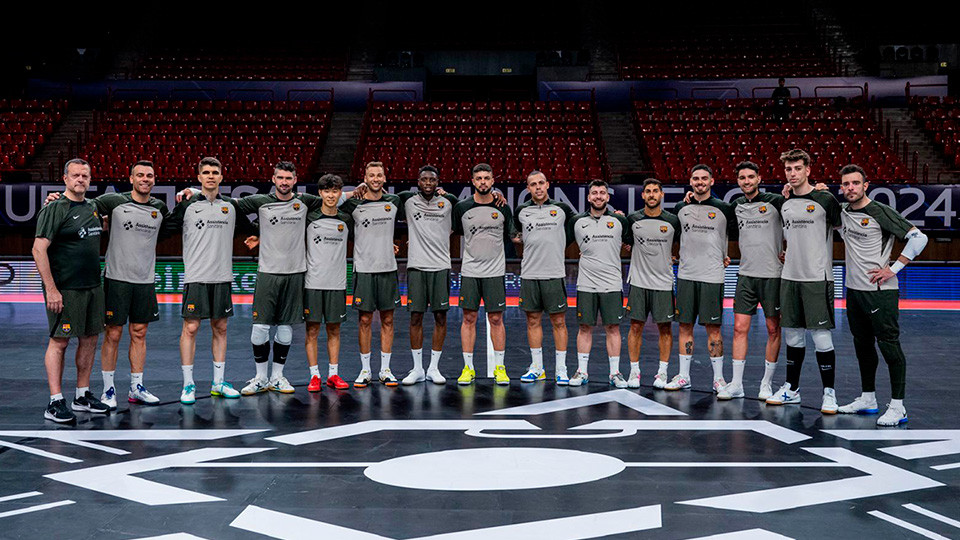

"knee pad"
[811, 329, 834, 352]
[783, 328, 806, 349]
[251, 324, 271, 345]
[275, 325, 293, 345]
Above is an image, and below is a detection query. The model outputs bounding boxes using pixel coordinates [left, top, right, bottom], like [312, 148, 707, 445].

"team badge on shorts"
[492, 212, 499, 219]
[708, 212, 716, 219]
[106, 310, 114, 318]
[354, 297, 361, 306]
[550, 210, 558, 217]
[660, 225, 668, 233]
[338, 224, 344, 232]
[806, 205, 816, 213]
[861, 218, 870, 227]
[384, 205, 392, 212]
[304, 309, 310, 315]
[221, 206, 230, 214]
[151, 210, 158, 219]
[187, 304, 196, 312]
[293, 203, 301, 211]
[252, 311, 258, 318]
[61, 323, 71, 333]
[93, 211, 98, 218]
[759, 205, 767, 214]
[607, 221, 615, 229]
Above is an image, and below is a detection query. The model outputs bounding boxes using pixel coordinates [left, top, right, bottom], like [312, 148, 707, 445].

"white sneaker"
[717, 382, 744, 400]
[379, 369, 399, 387]
[520, 367, 546, 383]
[877, 403, 908, 426]
[210, 381, 240, 398]
[128, 384, 160, 405]
[627, 370, 641, 389]
[758, 381, 774, 400]
[653, 372, 669, 389]
[609, 372, 628, 389]
[100, 386, 118, 410]
[838, 395, 879, 414]
[268, 376, 295, 394]
[555, 371, 569, 386]
[713, 377, 727, 394]
[241, 376, 270, 396]
[354, 369, 372, 388]
[664, 374, 691, 391]
[426, 368, 446, 385]
[765, 383, 800, 405]
[821, 388, 838, 414]
[180, 384, 196, 405]
[402, 368, 425, 385]
[568, 370, 589, 387]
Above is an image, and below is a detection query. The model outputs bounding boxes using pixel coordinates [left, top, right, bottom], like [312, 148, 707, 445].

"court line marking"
[685, 528, 793, 539]
[868, 510, 950, 540]
[0, 440, 81, 464]
[0, 500, 75, 520]
[930, 462, 960, 471]
[0, 491, 42, 503]
[903, 504, 960, 529]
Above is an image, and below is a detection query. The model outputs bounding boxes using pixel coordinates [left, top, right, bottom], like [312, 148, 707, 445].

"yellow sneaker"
[457, 365, 476, 386]
[494, 365, 510, 386]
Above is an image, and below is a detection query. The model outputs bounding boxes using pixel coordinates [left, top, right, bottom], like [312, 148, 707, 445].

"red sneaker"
[327, 374, 349, 389]
[307, 375, 322, 392]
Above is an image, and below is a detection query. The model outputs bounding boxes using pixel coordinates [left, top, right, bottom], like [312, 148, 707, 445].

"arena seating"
[354, 101, 607, 182]
[910, 96, 960, 172]
[132, 49, 348, 80]
[0, 99, 68, 172]
[81, 100, 331, 181]
[635, 98, 912, 182]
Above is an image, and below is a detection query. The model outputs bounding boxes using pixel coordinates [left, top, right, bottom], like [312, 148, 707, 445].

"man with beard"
[513, 171, 575, 385]
[33, 159, 110, 422]
[339, 162, 404, 387]
[718, 161, 786, 401]
[667, 165, 736, 392]
[453, 163, 516, 385]
[625, 178, 681, 389]
[567, 180, 631, 387]
[836, 164, 926, 426]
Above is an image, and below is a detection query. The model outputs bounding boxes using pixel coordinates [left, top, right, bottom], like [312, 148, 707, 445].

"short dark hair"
[526, 170, 547, 183]
[63, 158, 90, 176]
[735, 161, 760, 175]
[130, 160, 154, 175]
[317, 174, 344, 191]
[587, 179, 608, 191]
[419, 165, 439, 176]
[275, 161, 296, 175]
[780, 149, 811, 166]
[472, 163, 493, 175]
[642, 178, 662, 190]
[839, 164, 867, 181]
[691, 164, 713, 177]
[198, 157, 222, 173]
[365, 161, 386, 174]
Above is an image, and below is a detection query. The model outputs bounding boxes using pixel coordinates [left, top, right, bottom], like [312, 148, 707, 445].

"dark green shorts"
[459, 276, 506, 312]
[407, 269, 451, 312]
[734, 275, 781, 317]
[519, 278, 568, 314]
[626, 285, 676, 324]
[304, 289, 347, 324]
[46, 286, 105, 338]
[780, 279, 835, 329]
[104, 278, 159, 326]
[577, 291, 623, 326]
[845, 288, 900, 342]
[353, 271, 401, 312]
[182, 282, 233, 320]
[252, 272, 304, 325]
[676, 278, 724, 326]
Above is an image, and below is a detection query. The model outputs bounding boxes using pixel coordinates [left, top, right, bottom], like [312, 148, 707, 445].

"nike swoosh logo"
[558, 304, 566, 309]
[440, 302, 449, 306]
[775, 307, 781, 310]
[152, 312, 159, 317]
[711, 316, 720, 320]
[194, 208, 205, 213]
[122, 209, 132, 213]
[580, 223, 589, 228]
[667, 314, 674, 318]
[818, 320, 828, 325]
[225, 308, 233, 313]
[498, 302, 505, 307]
[72, 215, 80, 220]
[870, 308, 880, 314]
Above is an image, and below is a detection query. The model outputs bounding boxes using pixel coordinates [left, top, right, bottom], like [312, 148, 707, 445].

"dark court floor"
[0, 302, 958, 539]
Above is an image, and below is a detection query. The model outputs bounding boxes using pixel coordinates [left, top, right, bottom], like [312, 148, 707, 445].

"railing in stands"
[628, 87, 679, 100]
[936, 170, 960, 183]
[286, 89, 334, 102]
[227, 89, 275, 100]
[751, 86, 802, 99]
[813, 84, 866, 99]
[905, 82, 948, 98]
[690, 87, 740, 99]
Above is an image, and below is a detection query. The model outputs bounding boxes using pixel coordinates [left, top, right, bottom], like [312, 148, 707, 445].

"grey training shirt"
[399, 191, 459, 272]
[514, 198, 575, 280]
[568, 210, 630, 293]
[731, 191, 785, 279]
[840, 200, 914, 292]
[452, 199, 516, 278]
[674, 196, 737, 284]
[626, 210, 681, 291]
[96, 192, 169, 284]
[339, 193, 403, 274]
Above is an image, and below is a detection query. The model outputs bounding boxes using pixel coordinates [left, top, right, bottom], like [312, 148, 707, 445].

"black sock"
[785, 346, 805, 391]
[273, 341, 290, 365]
[253, 342, 270, 363]
[816, 349, 836, 389]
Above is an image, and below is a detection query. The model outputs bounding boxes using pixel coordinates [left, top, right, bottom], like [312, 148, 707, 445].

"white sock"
[862, 391, 877, 402]
[530, 348, 543, 370]
[271, 361, 284, 379]
[130, 372, 144, 390]
[76, 386, 88, 399]
[50, 393, 63, 403]
[761, 359, 777, 385]
[411, 349, 424, 372]
[630, 361, 640, 374]
[463, 352, 474, 369]
[256, 362, 268, 380]
[182, 365, 195, 386]
[555, 350, 567, 373]
[213, 361, 225, 384]
[429, 350, 442, 371]
[328, 363, 338, 377]
[732, 359, 745, 386]
[658, 361, 669, 375]
[710, 356, 724, 381]
[309, 365, 320, 378]
[494, 350, 505, 366]
[360, 352, 372, 372]
[102, 370, 115, 390]
[380, 352, 392, 372]
[890, 398, 904, 409]
[608, 356, 620, 375]
[577, 352, 589, 373]
[679, 354, 692, 378]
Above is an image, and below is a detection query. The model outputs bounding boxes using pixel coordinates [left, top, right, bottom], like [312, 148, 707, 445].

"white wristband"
[890, 261, 905, 274]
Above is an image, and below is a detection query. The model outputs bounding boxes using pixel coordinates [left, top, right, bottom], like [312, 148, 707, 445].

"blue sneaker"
[520, 367, 545, 383]
[555, 371, 570, 386]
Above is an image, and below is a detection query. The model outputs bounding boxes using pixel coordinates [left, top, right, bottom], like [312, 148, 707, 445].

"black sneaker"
[72, 391, 110, 414]
[44, 399, 77, 423]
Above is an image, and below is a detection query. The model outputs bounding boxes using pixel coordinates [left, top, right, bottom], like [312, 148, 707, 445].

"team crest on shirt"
[151, 210, 158, 219]
[437, 201, 445, 209]
[221, 206, 230, 214]
[187, 304, 196, 312]
[337, 224, 345, 232]
[550, 210, 558, 217]
[660, 225, 668, 233]
[384, 204, 392, 212]
[606, 221, 615, 229]
[759, 205, 768, 214]
[293, 203, 301, 211]
[492, 212, 499, 219]
[861, 218, 870, 227]
[806, 205, 816, 213]
[707, 212, 716, 219]
[61, 323, 71, 333]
